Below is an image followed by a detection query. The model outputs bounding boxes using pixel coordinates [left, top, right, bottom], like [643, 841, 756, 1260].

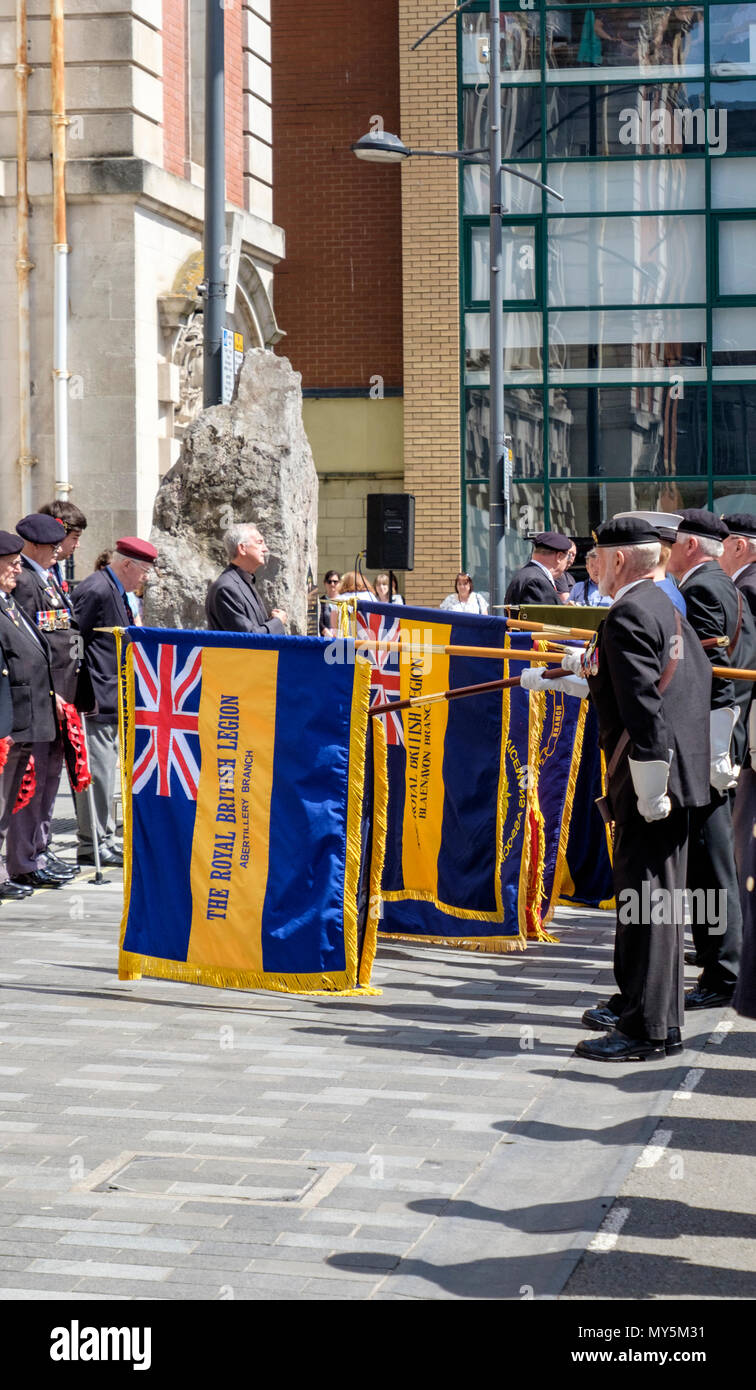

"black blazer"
[14, 557, 92, 708]
[679, 561, 756, 765]
[505, 561, 558, 607]
[205, 565, 285, 635]
[73, 568, 134, 723]
[0, 636, 13, 738]
[0, 594, 57, 743]
[735, 561, 756, 621]
[587, 581, 712, 819]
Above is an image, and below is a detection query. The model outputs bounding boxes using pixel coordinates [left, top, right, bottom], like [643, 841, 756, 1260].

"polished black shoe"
[684, 950, 699, 966]
[77, 847, 123, 868]
[0, 881, 33, 900]
[684, 985, 735, 1010]
[665, 1027, 683, 1057]
[43, 854, 79, 878]
[575, 1030, 667, 1062]
[582, 1004, 620, 1031]
[11, 870, 63, 890]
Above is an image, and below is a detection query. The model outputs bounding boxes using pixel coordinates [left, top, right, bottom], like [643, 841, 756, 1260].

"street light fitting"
[351, 131, 410, 164]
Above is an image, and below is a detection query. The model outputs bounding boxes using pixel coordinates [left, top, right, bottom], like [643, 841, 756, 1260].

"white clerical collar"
[531, 558, 556, 587]
[613, 577, 650, 602]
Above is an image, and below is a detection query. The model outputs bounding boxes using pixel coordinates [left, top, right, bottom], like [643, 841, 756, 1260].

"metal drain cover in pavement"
[77, 1152, 351, 1208]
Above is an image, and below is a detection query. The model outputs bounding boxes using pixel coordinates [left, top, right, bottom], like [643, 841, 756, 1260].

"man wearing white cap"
[613, 510, 686, 615]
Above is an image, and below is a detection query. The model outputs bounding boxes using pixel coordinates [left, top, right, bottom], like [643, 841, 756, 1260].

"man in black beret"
[0, 530, 60, 897]
[522, 516, 713, 1060]
[720, 512, 756, 620]
[667, 508, 756, 1007]
[504, 532, 573, 607]
[6, 514, 93, 887]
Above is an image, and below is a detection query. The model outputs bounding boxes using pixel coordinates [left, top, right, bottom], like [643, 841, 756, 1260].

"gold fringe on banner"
[360, 715, 389, 988]
[543, 693, 588, 929]
[379, 933, 527, 954]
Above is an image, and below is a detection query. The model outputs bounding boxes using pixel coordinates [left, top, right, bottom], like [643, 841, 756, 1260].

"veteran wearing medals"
[522, 517, 712, 1061]
[7, 513, 94, 887]
[0, 530, 60, 898]
[666, 509, 756, 1009]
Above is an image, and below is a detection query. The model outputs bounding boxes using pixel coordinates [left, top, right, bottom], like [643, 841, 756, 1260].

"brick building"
[0, 0, 282, 570]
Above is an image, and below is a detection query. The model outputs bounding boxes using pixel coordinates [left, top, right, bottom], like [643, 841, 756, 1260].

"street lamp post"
[352, 2, 563, 610]
[203, 0, 225, 408]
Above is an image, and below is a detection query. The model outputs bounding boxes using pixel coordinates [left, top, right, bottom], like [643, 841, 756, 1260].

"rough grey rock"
[144, 349, 318, 633]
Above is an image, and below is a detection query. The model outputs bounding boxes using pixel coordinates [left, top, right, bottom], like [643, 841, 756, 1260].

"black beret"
[595, 517, 662, 548]
[722, 512, 756, 540]
[676, 508, 729, 542]
[0, 531, 24, 558]
[533, 531, 572, 552]
[16, 513, 66, 545]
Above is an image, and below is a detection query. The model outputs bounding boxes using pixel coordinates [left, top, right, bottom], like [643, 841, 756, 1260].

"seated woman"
[374, 572, 404, 605]
[440, 572, 488, 614]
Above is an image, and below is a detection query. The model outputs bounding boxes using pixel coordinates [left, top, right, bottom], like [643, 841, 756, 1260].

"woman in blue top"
[570, 549, 613, 607]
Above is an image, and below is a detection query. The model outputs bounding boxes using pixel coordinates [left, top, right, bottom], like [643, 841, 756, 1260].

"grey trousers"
[74, 719, 119, 853]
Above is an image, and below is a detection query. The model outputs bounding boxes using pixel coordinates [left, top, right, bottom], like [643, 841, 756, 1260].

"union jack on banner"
[132, 644, 203, 800]
[356, 608, 404, 746]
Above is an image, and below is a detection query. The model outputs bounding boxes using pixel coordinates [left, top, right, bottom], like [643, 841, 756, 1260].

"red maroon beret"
[115, 536, 158, 564]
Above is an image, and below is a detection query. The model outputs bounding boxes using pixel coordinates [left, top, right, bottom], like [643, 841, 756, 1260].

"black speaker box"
[366, 494, 415, 571]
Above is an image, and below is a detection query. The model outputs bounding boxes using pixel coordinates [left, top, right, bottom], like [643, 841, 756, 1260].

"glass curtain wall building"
[460, 1, 756, 584]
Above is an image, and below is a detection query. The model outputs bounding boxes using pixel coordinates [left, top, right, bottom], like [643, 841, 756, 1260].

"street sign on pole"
[221, 328, 234, 404]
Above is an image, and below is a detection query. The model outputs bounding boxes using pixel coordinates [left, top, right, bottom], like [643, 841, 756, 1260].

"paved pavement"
[0, 790, 753, 1302]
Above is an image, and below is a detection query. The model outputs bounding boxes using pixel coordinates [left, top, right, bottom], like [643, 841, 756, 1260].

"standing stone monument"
[144, 350, 318, 633]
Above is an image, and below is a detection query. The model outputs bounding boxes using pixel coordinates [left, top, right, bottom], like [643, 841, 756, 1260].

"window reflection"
[546, 6, 704, 81]
[712, 387, 756, 474]
[548, 215, 706, 306]
[549, 308, 706, 380]
[710, 5, 756, 75]
[710, 80, 756, 150]
[545, 82, 706, 156]
[546, 385, 707, 478]
[465, 388, 546, 480]
[461, 9, 541, 84]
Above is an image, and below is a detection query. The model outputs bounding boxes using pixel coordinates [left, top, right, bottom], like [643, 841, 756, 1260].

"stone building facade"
[0, 0, 283, 572]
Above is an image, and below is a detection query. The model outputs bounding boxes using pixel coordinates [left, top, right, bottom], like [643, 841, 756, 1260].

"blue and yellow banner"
[117, 629, 384, 994]
[558, 699, 615, 910]
[355, 603, 547, 951]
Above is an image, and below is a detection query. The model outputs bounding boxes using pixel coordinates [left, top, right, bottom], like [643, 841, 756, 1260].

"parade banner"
[354, 603, 548, 951]
[558, 698, 615, 910]
[117, 629, 384, 995]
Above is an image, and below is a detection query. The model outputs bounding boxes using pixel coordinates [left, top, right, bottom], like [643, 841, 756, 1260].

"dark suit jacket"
[73, 568, 134, 722]
[14, 557, 92, 708]
[0, 637, 13, 739]
[587, 580, 712, 820]
[679, 561, 756, 765]
[504, 561, 558, 607]
[735, 561, 756, 621]
[205, 565, 285, 635]
[0, 593, 57, 743]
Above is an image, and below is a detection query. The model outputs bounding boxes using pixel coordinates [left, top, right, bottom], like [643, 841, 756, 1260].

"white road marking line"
[710, 1020, 733, 1044]
[588, 1205, 630, 1252]
[674, 1067, 704, 1100]
[635, 1128, 672, 1169]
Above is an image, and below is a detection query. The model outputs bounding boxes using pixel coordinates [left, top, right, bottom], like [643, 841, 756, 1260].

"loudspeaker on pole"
[366, 494, 415, 571]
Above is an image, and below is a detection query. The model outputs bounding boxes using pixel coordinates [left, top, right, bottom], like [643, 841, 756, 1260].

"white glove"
[560, 648, 584, 676]
[628, 757, 671, 822]
[520, 666, 589, 699]
[710, 707, 740, 792]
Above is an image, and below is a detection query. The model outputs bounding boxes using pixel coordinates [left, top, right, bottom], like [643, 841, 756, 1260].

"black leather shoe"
[77, 847, 123, 868]
[665, 1027, 683, 1056]
[0, 881, 33, 900]
[684, 985, 735, 1010]
[37, 862, 76, 882]
[582, 1004, 620, 1031]
[43, 855, 79, 878]
[684, 950, 699, 966]
[575, 1030, 667, 1062]
[11, 870, 63, 890]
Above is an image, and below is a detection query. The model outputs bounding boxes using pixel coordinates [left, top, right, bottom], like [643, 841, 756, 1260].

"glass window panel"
[463, 163, 542, 215]
[547, 478, 708, 539]
[711, 156, 756, 207]
[465, 311, 543, 384]
[710, 4, 756, 77]
[710, 81, 756, 152]
[548, 307, 706, 381]
[713, 307, 756, 377]
[545, 6, 704, 84]
[470, 224, 537, 302]
[545, 83, 706, 157]
[718, 218, 756, 295]
[546, 159, 705, 212]
[464, 483, 491, 596]
[463, 86, 543, 161]
[461, 9, 541, 84]
[465, 388, 546, 480]
[546, 385, 707, 477]
[547, 215, 706, 306]
[715, 479, 756, 509]
[712, 387, 756, 475]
